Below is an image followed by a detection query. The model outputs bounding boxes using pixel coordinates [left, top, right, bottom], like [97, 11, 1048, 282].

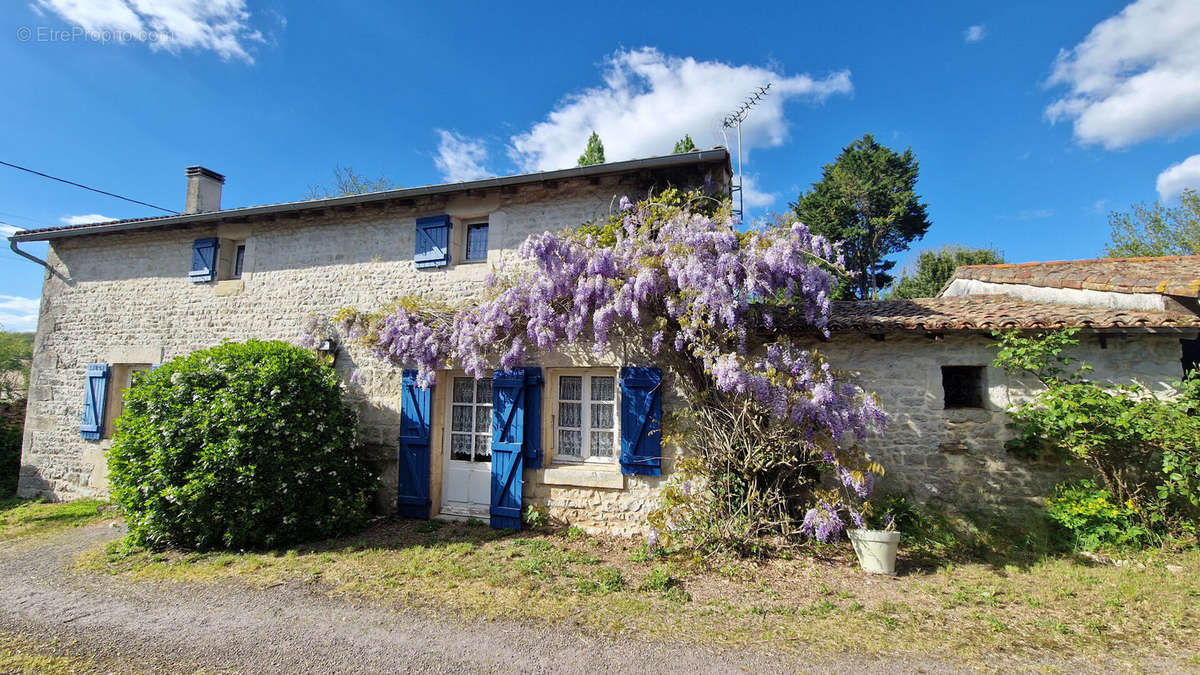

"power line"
[0, 160, 179, 215]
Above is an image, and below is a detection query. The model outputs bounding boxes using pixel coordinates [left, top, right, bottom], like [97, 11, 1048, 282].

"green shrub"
[0, 420, 20, 497]
[1045, 480, 1149, 551]
[108, 340, 377, 550]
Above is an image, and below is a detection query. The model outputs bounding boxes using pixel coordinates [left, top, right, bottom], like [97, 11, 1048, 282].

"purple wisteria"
[337, 197, 887, 541]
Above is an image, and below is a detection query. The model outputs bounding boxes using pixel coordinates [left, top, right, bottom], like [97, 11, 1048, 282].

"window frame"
[231, 243, 246, 279]
[463, 220, 489, 262]
[941, 365, 986, 410]
[550, 369, 620, 465]
[447, 375, 493, 464]
[101, 363, 151, 439]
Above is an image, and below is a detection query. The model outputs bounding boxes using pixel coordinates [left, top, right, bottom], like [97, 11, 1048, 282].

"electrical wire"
[0, 160, 179, 215]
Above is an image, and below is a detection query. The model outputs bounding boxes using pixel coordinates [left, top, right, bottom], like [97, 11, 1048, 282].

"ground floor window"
[102, 363, 151, 439]
[450, 376, 492, 463]
[554, 371, 617, 463]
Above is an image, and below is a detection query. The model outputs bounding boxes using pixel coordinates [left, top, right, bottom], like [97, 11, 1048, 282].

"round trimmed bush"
[109, 340, 377, 550]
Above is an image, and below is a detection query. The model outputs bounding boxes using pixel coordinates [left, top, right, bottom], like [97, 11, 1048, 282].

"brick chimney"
[184, 166, 225, 214]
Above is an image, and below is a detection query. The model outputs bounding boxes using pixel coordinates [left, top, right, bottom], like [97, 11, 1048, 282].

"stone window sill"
[213, 279, 244, 297]
[539, 465, 624, 489]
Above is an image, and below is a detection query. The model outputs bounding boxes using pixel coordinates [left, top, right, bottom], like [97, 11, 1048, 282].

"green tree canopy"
[577, 131, 606, 167]
[673, 134, 697, 154]
[0, 330, 33, 399]
[791, 134, 931, 299]
[889, 245, 1004, 299]
[1104, 189, 1200, 257]
[305, 165, 398, 199]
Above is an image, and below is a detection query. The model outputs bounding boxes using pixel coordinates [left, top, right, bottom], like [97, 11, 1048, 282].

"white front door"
[441, 376, 493, 518]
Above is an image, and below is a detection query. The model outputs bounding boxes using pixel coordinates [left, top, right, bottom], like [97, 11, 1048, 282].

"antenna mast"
[721, 83, 770, 222]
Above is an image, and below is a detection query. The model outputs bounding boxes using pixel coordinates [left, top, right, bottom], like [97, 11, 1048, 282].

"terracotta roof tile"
[823, 295, 1200, 332]
[951, 256, 1200, 298]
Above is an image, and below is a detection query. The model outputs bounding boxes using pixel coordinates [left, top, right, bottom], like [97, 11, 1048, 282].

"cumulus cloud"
[1045, 0, 1200, 149]
[35, 0, 265, 62]
[59, 214, 115, 225]
[0, 295, 39, 332]
[508, 47, 852, 172]
[1156, 154, 1200, 200]
[434, 130, 492, 183]
[964, 25, 987, 43]
[739, 175, 776, 210]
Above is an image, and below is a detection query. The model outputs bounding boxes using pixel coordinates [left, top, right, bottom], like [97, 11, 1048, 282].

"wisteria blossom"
[329, 196, 887, 541]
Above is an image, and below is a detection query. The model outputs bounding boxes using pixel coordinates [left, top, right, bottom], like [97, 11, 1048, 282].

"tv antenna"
[720, 83, 770, 222]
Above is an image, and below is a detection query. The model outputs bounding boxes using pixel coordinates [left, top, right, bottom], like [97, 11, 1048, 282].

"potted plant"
[848, 510, 900, 575]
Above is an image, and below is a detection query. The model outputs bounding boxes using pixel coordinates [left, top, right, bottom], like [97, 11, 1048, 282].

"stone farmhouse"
[8, 148, 1200, 534]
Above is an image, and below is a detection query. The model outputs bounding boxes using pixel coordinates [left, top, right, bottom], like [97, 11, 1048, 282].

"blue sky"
[3, 0, 1199, 331]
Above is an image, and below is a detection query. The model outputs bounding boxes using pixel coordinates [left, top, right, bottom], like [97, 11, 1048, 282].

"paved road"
[0, 523, 980, 673]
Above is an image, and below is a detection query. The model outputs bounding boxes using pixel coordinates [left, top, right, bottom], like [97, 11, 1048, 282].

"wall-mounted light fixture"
[317, 338, 339, 360]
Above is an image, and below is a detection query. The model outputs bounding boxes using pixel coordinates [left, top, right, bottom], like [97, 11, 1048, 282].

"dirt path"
[0, 523, 987, 673]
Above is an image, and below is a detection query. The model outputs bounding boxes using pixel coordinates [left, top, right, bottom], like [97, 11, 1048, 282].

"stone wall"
[17, 176, 641, 502]
[805, 330, 1188, 513]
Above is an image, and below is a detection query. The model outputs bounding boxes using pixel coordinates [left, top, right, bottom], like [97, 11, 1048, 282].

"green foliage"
[108, 340, 377, 550]
[577, 131, 606, 167]
[992, 329, 1200, 545]
[0, 331, 34, 398]
[1045, 480, 1149, 551]
[673, 134, 697, 154]
[305, 165, 398, 200]
[791, 133, 932, 299]
[0, 420, 18, 497]
[1104, 189, 1200, 257]
[522, 504, 547, 529]
[574, 186, 731, 248]
[889, 245, 1004, 299]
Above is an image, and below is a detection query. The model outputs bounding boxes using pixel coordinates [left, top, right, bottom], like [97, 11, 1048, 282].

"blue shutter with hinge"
[80, 363, 110, 440]
[190, 238, 219, 282]
[619, 366, 663, 476]
[491, 368, 525, 530]
[414, 215, 451, 268]
[397, 370, 432, 518]
[523, 367, 543, 469]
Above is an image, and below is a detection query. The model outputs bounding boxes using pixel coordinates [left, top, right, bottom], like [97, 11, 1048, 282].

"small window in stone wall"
[1182, 338, 1200, 379]
[942, 366, 985, 409]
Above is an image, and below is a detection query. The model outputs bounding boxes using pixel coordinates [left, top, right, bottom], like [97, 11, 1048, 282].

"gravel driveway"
[0, 523, 988, 673]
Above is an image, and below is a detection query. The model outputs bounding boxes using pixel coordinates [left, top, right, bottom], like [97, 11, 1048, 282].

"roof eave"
[9, 149, 731, 243]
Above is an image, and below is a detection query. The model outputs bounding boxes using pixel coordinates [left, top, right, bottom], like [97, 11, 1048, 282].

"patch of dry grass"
[77, 518, 1200, 665]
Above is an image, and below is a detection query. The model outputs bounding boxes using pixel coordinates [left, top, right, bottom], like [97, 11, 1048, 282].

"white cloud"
[35, 0, 265, 62]
[1092, 198, 1109, 213]
[508, 47, 852, 172]
[1045, 0, 1200, 149]
[0, 224, 25, 238]
[59, 214, 115, 225]
[434, 130, 492, 183]
[739, 175, 776, 210]
[0, 295, 39, 332]
[964, 25, 987, 43]
[1156, 153, 1200, 200]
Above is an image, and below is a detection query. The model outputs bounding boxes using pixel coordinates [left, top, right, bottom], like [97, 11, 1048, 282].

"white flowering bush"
[108, 340, 377, 550]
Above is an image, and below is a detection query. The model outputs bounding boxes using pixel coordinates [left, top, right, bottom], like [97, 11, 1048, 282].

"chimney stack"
[184, 166, 225, 214]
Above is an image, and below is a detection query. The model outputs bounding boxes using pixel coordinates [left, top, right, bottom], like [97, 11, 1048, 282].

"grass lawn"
[79, 518, 1200, 666]
[0, 498, 113, 543]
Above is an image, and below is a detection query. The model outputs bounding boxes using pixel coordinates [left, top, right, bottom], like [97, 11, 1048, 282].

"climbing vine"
[319, 190, 887, 550]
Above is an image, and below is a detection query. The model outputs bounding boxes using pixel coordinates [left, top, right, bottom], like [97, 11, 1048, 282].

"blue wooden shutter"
[490, 369, 525, 530]
[619, 366, 663, 476]
[522, 367, 543, 469]
[190, 238, 219, 283]
[397, 370, 432, 518]
[414, 215, 451, 268]
[80, 363, 110, 440]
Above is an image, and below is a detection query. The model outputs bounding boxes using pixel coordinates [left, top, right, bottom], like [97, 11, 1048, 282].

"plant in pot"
[848, 505, 901, 575]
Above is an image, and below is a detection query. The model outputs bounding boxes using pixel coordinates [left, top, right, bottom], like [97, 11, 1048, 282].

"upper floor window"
[465, 222, 489, 262]
[555, 372, 618, 463]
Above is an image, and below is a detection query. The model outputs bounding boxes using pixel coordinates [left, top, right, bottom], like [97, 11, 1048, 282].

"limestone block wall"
[807, 331, 1189, 513]
[17, 177, 634, 501]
